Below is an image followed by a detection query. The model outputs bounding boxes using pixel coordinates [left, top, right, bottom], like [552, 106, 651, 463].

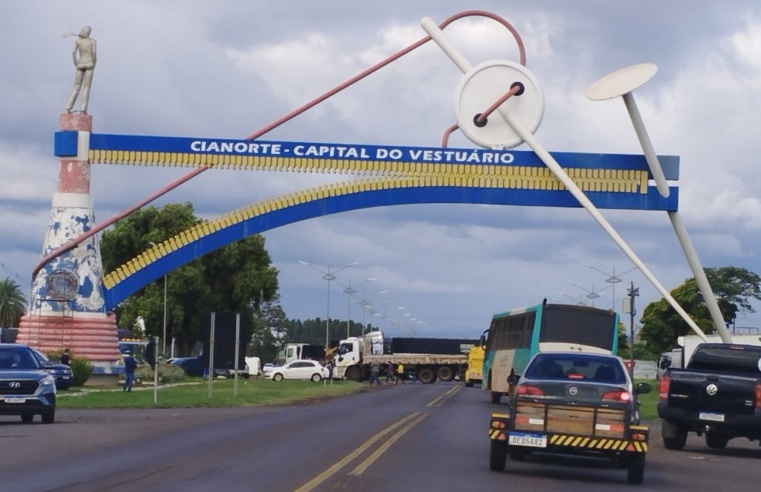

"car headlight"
[40, 374, 56, 386]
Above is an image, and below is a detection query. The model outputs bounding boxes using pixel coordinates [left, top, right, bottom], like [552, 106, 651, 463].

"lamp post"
[623, 281, 640, 375]
[587, 265, 638, 310]
[148, 242, 167, 358]
[299, 260, 357, 347]
[357, 289, 389, 333]
[341, 277, 377, 338]
[568, 282, 612, 308]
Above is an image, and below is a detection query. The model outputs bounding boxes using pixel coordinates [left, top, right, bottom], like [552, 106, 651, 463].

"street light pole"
[568, 282, 612, 308]
[587, 265, 638, 311]
[149, 242, 168, 358]
[299, 261, 358, 347]
[624, 281, 640, 376]
[342, 277, 377, 338]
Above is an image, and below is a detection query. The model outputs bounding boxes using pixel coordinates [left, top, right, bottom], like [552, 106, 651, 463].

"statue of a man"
[63, 26, 97, 113]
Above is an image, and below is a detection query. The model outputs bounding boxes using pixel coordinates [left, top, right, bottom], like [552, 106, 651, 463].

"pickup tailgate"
[667, 371, 757, 415]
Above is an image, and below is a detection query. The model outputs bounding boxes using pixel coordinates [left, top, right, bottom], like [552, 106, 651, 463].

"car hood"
[0, 369, 50, 380]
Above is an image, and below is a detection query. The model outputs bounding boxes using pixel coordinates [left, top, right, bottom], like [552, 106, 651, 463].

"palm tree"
[0, 277, 27, 327]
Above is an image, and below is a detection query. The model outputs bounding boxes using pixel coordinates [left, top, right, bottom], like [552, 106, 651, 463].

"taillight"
[515, 384, 544, 396]
[658, 375, 670, 401]
[755, 382, 761, 409]
[601, 390, 631, 402]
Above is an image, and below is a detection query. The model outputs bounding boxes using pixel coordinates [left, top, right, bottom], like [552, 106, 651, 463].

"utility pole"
[623, 281, 639, 376]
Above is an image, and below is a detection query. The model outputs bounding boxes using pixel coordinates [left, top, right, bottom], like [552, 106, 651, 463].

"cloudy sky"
[2, 1, 761, 341]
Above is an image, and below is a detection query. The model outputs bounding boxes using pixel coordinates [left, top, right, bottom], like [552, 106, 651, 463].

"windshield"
[525, 353, 626, 384]
[0, 346, 41, 370]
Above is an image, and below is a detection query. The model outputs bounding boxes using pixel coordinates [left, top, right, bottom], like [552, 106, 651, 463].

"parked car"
[265, 360, 328, 382]
[0, 343, 57, 423]
[31, 349, 73, 390]
[170, 357, 204, 377]
[170, 357, 227, 378]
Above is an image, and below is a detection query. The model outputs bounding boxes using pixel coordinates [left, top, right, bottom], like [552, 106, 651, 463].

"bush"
[134, 364, 186, 384]
[70, 358, 93, 387]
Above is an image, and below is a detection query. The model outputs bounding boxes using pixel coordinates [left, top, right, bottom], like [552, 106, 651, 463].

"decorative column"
[17, 112, 120, 362]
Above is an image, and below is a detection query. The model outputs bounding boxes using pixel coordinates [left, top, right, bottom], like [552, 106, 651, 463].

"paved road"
[0, 383, 759, 491]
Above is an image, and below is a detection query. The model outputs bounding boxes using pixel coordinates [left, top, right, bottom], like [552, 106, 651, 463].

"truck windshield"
[689, 345, 761, 375]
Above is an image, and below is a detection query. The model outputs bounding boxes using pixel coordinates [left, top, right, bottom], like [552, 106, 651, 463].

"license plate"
[508, 432, 547, 448]
[62, 376, 71, 380]
[4, 397, 26, 403]
[699, 412, 725, 422]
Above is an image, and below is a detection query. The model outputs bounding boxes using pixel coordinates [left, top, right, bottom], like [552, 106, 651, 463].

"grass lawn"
[57, 378, 366, 409]
[636, 379, 659, 421]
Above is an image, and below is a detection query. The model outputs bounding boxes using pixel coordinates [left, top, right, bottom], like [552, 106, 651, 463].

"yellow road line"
[348, 412, 429, 476]
[294, 412, 423, 492]
[427, 384, 462, 407]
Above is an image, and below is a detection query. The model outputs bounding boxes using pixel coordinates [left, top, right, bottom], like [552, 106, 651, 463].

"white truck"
[332, 330, 475, 384]
[656, 333, 761, 380]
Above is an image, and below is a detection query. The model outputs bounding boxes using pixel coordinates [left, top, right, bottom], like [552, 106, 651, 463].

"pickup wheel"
[626, 453, 645, 485]
[20, 414, 34, 424]
[705, 432, 728, 449]
[489, 440, 507, 472]
[662, 426, 687, 451]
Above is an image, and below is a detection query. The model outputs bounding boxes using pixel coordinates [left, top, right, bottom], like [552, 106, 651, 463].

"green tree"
[100, 203, 279, 356]
[0, 277, 27, 327]
[250, 295, 288, 363]
[638, 266, 761, 354]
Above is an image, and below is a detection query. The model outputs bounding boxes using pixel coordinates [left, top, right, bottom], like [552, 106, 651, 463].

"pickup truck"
[489, 351, 651, 485]
[657, 343, 761, 450]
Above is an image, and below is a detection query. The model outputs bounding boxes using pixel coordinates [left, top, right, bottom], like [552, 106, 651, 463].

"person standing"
[123, 350, 138, 392]
[59, 348, 71, 366]
[369, 361, 380, 385]
[385, 362, 395, 384]
[394, 362, 406, 385]
[326, 359, 334, 383]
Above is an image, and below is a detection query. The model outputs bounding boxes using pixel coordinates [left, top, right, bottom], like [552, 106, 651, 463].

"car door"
[292, 361, 312, 379]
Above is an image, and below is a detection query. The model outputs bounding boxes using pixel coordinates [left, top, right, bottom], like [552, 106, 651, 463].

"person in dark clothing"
[123, 351, 138, 392]
[385, 362, 395, 384]
[369, 361, 381, 385]
[59, 348, 71, 366]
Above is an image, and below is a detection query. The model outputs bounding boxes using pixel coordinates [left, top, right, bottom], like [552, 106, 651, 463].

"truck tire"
[490, 391, 502, 404]
[626, 453, 645, 484]
[661, 421, 687, 451]
[705, 432, 728, 449]
[417, 367, 437, 384]
[437, 366, 455, 382]
[489, 440, 507, 472]
[465, 380, 474, 388]
[345, 366, 363, 382]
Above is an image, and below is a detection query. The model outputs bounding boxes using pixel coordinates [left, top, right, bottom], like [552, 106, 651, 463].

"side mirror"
[507, 374, 520, 386]
[659, 358, 671, 369]
[635, 382, 651, 395]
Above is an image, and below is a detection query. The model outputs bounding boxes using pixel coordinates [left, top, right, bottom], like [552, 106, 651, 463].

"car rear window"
[525, 353, 626, 383]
